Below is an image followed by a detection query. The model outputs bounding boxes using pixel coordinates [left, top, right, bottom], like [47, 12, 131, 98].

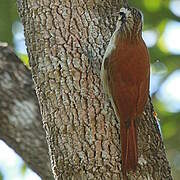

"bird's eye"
[119, 12, 125, 17]
[119, 12, 126, 21]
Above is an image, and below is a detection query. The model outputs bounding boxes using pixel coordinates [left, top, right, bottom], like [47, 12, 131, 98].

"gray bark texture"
[0, 43, 53, 179]
[16, 0, 172, 179]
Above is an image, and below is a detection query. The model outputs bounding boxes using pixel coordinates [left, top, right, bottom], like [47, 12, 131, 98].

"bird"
[101, 6, 150, 177]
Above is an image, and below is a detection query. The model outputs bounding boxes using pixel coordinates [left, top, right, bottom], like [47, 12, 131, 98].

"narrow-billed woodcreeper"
[101, 7, 150, 175]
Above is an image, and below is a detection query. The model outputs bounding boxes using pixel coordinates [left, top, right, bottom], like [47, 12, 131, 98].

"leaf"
[21, 163, 27, 176]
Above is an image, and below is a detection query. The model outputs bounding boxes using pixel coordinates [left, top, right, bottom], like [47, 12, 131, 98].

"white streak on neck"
[103, 20, 122, 61]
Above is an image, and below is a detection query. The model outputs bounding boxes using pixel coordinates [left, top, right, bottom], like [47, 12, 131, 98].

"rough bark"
[0, 43, 53, 179]
[16, 0, 172, 180]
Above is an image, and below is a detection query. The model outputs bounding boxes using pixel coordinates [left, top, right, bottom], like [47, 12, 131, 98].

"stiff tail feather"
[121, 119, 138, 178]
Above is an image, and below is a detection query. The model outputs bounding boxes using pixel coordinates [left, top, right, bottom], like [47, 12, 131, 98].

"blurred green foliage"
[17, 52, 30, 67]
[0, 172, 3, 180]
[0, 0, 179, 179]
[0, 0, 18, 44]
[21, 163, 27, 176]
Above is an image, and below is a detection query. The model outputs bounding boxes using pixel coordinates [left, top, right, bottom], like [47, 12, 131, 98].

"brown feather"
[105, 36, 150, 174]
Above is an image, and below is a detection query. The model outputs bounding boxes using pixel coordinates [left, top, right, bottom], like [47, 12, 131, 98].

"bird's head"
[116, 7, 143, 39]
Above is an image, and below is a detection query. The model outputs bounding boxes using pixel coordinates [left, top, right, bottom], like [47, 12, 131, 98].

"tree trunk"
[16, 0, 172, 179]
[0, 43, 53, 179]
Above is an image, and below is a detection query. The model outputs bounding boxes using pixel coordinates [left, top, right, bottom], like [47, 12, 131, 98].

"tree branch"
[0, 43, 53, 179]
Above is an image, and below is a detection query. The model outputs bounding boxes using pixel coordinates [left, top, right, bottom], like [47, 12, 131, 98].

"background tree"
[0, 0, 179, 179]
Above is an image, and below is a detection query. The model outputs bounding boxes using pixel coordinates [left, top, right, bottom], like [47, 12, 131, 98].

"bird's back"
[106, 36, 150, 119]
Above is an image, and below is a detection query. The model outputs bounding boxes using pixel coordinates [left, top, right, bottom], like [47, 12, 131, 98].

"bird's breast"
[108, 38, 149, 85]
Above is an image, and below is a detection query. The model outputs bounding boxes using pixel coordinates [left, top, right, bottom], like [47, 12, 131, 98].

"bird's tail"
[120, 119, 138, 178]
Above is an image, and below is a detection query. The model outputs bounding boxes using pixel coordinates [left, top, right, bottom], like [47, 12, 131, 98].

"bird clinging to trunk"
[101, 6, 150, 178]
